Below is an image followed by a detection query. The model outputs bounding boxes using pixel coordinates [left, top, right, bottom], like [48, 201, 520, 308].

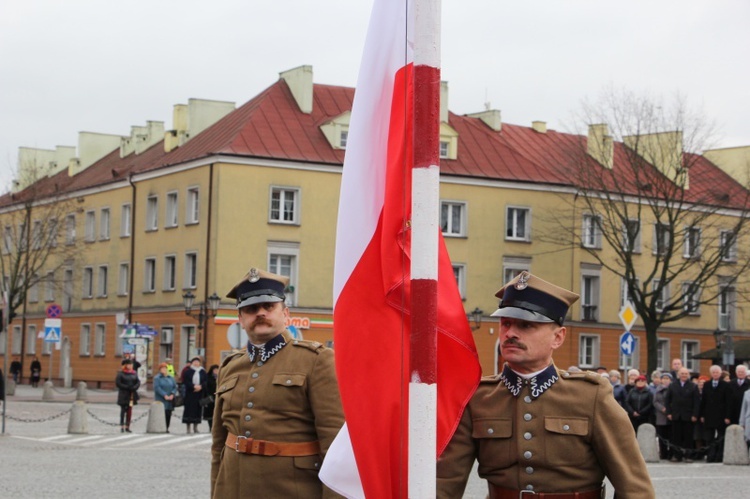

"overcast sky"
[1, 0, 748, 189]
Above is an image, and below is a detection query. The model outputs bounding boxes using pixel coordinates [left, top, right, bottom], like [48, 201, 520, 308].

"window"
[63, 268, 73, 312]
[439, 140, 449, 158]
[79, 324, 91, 356]
[94, 323, 106, 356]
[682, 282, 700, 315]
[681, 340, 699, 372]
[620, 278, 640, 308]
[48, 218, 58, 248]
[581, 274, 600, 321]
[144, 258, 156, 292]
[186, 187, 200, 224]
[100, 208, 110, 240]
[452, 263, 466, 300]
[97, 265, 108, 297]
[166, 191, 178, 228]
[164, 255, 176, 291]
[18, 222, 27, 251]
[718, 284, 735, 330]
[184, 252, 197, 289]
[578, 334, 600, 369]
[29, 274, 39, 303]
[503, 257, 531, 284]
[619, 336, 640, 370]
[622, 219, 641, 253]
[0, 331, 5, 355]
[45, 271, 55, 302]
[506, 206, 530, 241]
[146, 195, 158, 231]
[65, 214, 76, 244]
[118, 263, 129, 296]
[340, 130, 349, 149]
[268, 243, 298, 306]
[2, 225, 12, 254]
[84, 211, 96, 242]
[42, 334, 52, 355]
[683, 226, 700, 259]
[82, 267, 93, 298]
[720, 230, 737, 262]
[114, 325, 125, 356]
[32, 220, 42, 250]
[26, 325, 37, 355]
[652, 280, 669, 312]
[269, 187, 299, 224]
[653, 223, 671, 255]
[121, 203, 132, 237]
[12, 326, 22, 354]
[441, 201, 466, 236]
[582, 214, 602, 249]
[656, 339, 670, 371]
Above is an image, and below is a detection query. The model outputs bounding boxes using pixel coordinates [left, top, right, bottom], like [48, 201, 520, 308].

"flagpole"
[410, 0, 441, 496]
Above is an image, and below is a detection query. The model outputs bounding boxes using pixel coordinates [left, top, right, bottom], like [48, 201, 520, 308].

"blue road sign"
[44, 326, 61, 342]
[620, 331, 635, 356]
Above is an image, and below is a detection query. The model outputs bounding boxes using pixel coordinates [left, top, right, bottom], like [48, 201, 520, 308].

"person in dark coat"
[182, 356, 207, 434]
[10, 357, 22, 383]
[115, 359, 140, 433]
[699, 365, 731, 462]
[29, 357, 42, 388]
[653, 373, 673, 459]
[203, 364, 218, 430]
[728, 365, 750, 425]
[665, 367, 700, 462]
[624, 375, 654, 433]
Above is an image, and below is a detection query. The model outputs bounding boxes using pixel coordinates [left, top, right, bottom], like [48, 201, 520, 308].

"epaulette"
[479, 374, 502, 384]
[290, 338, 325, 353]
[220, 349, 246, 370]
[559, 370, 603, 385]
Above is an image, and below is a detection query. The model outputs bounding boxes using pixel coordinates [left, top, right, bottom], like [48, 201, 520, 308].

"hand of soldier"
[667, 414, 672, 421]
[724, 418, 730, 425]
[700, 417, 705, 423]
[691, 416, 697, 423]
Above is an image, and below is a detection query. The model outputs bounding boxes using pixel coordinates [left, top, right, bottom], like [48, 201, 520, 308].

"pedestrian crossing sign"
[44, 318, 62, 343]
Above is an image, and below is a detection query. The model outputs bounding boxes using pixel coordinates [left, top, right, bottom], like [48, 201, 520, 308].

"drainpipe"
[202, 163, 215, 360]
[127, 174, 137, 326]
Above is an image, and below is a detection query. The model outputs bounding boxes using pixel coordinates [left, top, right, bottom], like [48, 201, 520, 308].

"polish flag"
[319, 0, 481, 497]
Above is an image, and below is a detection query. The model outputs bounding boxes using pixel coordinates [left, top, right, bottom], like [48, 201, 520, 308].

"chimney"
[120, 121, 165, 157]
[163, 99, 234, 153]
[624, 130, 686, 188]
[69, 132, 122, 176]
[440, 81, 449, 123]
[280, 65, 313, 114]
[587, 124, 614, 169]
[468, 109, 502, 132]
[532, 121, 547, 133]
[14, 145, 75, 192]
[704, 146, 750, 188]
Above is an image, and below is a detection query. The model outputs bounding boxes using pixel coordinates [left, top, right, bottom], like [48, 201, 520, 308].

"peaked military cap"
[491, 271, 579, 326]
[226, 267, 290, 309]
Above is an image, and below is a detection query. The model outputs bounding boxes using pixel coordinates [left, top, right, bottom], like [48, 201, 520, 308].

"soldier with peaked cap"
[437, 271, 655, 498]
[210, 268, 344, 498]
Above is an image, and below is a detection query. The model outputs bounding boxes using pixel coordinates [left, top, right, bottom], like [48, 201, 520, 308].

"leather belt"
[225, 433, 320, 457]
[489, 485, 605, 499]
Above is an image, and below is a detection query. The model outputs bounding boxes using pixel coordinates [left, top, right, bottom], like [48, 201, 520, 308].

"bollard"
[636, 423, 659, 463]
[6, 378, 16, 396]
[67, 400, 88, 434]
[723, 424, 750, 465]
[146, 401, 167, 433]
[42, 380, 55, 401]
[76, 381, 88, 401]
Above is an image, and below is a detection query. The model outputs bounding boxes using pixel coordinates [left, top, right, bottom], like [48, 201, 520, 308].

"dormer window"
[439, 141, 449, 159]
[340, 131, 348, 149]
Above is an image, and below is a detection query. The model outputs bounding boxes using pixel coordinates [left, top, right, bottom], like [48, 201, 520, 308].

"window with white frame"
[100, 208, 110, 240]
[268, 241, 299, 306]
[681, 340, 699, 372]
[63, 268, 73, 312]
[439, 140, 449, 159]
[269, 187, 299, 224]
[682, 281, 700, 315]
[18, 222, 27, 251]
[720, 230, 737, 262]
[581, 268, 601, 322]
[622, 219, 641, 253]
[82, 267, 93, 298]
[166, 191, 178, 228]
[340, 130, 349, 149]
[2, 225, 12, 254]
[29, 274, 39, 302]
[42, 334, 52, 355]
[84, 211, 96, 242]
[186, 187, 200, 224]
[65, 214, 76, 244]
[94, 323, 106, 356]
[32, 220, 42, 250]
[503, 257, 531, 284]
[48, 218, 58, 248]
[118, 263, 129, 296]
[582, 214, 602, 249]
[683, 226, 700, 259]
[652, 279, 669, 312]
[164, 255, 176, 291]
[441, 201, 466, 236]
[45, 271, 54, 302]
[26, 325, 37, 355]
[620, 277, 640, 308]
[452, 263, 466, 300]
[0, 331, 5, 354]
[114, 325, 125, 356]
[656, 338, 670, 371]
[11, 326, 22, 354]
[144, 258, 156, 292]
[79, 324, 91, 356]
[619, 336, 640, 370]
[653, 223, 671, 255]
[506, 206, 530, 241]
[146, 195, 158, 231]
[184, 252, 197, 289]
[121, 203, 131, 237]
[97, 265, 108, 297]
[578, 334, 600, 369]
[718, 284, 735, 330]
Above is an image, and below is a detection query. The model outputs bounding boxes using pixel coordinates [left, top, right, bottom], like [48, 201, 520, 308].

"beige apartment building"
[1, 65, 749, 386]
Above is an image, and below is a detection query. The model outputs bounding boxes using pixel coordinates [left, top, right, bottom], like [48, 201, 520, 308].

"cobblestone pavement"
[3, 384, 750, 498]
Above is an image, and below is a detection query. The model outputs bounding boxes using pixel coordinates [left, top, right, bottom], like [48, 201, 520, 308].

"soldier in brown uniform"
[437, 272, 655, 498]
[211, 268, 345, 498]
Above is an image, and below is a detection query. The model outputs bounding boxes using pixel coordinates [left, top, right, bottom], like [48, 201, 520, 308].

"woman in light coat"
[740, 389, 750, 448]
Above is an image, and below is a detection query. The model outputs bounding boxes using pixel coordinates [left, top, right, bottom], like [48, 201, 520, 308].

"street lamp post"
[182, 291, 221, 356]
[713, 328, 736, 372]
[469, 307, 484, 331]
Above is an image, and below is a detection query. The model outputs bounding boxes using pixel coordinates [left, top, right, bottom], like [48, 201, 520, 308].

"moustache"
[502, 339, 528, 351]
[251, 318, 272, 328]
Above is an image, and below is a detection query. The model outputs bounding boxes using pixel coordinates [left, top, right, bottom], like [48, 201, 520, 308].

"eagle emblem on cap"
[515, 271, 529, 290]
[248, 268, 260, 283]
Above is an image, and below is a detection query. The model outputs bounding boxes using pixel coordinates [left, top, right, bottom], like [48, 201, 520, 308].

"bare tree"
[541, 89, 750, 373]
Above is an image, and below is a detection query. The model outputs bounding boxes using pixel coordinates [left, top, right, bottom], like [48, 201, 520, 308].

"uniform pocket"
[473, 418, 514, 469]
[544, 416, 589, 465]
[293, 455, 322, 471]
[272, 373, 307, 387]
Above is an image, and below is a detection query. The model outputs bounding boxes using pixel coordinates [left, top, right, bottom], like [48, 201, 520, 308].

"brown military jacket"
[437, 364, 655, 498]
[210, 331, 344, 498]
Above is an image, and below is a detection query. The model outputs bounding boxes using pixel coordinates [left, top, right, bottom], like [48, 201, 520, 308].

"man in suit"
[728, 364, 750, 425]
[665, 367, 701, 462]
[699, 365, 731, 462]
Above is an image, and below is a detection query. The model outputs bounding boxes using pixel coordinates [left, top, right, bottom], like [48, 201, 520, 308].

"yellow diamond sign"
[619, 302, 637, 331]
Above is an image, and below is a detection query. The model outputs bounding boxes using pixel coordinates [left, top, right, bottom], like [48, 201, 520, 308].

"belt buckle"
[519, 491, 537, 498]
[234, 436, 248, 452]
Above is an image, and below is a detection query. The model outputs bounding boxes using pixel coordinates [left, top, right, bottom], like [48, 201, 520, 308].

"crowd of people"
[8, 356, 43, 387]
[582, 358, 750, 463]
